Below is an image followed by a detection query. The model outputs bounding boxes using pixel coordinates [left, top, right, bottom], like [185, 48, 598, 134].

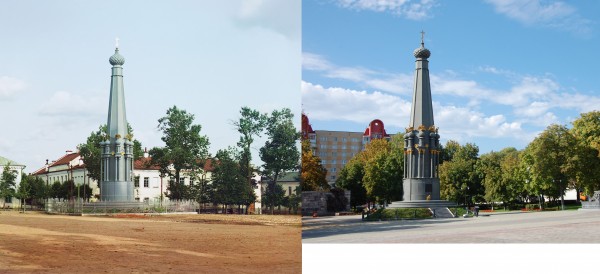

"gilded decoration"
[115, 134, 121, 139]
[428, 125, 436, 132]
[406, 126, 414, 133]
[417, 125, 426, 131]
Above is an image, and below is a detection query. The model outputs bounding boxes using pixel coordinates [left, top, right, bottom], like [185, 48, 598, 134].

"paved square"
[302, 210, 600, 243]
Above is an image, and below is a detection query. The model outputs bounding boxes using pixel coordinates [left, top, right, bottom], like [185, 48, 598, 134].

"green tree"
[286, 186, 301, 214]
[439, 141, 482, 206]
[523, 124, 575, 209]
[150, 106, 210, 200]
[211, 149, 254, 214]
[15, 173, 31, 210]
[335, 159, 366, 209]
[0, 163, 17, 208]
[571, 111, 600, 157]
[300, 140, 329, 191]
[233, 107, 267, 190]
[262, 182, 286, 214]
[187, 168, 213, 209]
[259, 108, 300, 206]
[78, 124, 143, 182]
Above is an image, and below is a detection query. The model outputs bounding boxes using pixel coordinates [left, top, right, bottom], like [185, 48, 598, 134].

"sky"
[302, 0, 600, 155]
[0, 0, 301, 173]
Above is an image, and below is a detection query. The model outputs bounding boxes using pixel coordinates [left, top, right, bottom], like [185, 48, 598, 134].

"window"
[352, 137, 359, 142]
[331, 145, 338, 149]
[134, 179, 140, 188]
[342, 137, 347, 142]
[289, 186, 292, 196]
[363, 136, 370, 142]
[322, 160, 327, 165]
[330, 175, 336, 180]
[179, 177, 185, 184]
[331, 167, 337, 172]
[342, 152, 347, 158]
[342, 145, 347, 149]
[144, 197, 149, 202]
[144, 177, 149, 188]
[342, 160, 347, 164]
[135, 197, 140, 202]
[319, 136, 327, 141]
[320, 151, 327, 157]
[332, 137, 338, 142]
[5, 196, 12, 203]
[332, 152, 337, 157]
[331, 159, 337, 164]
[320, 144, 327, 149]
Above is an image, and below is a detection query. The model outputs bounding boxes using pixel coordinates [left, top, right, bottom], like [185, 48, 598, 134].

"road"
[302, 209, 600, 243]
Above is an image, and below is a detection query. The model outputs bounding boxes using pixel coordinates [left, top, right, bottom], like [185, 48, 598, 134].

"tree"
[187, 168, 213, 209]
[478, 148, 522, 209]
[211, 149, 254, 213]
[571, 111, 600, 157]
[523, 124, 575, 209]
[300, 140, 329, 191]
[336, 159, 366, 209]
[15, 173, 35, 211]
[78, 124, 144, 182]
[233, 107, 267, 190]
[0, 163, 17, 208]
[439, 141, 482, 206]
[150, 106, 210, 200]
[19, 175, 49, 208]
[262, 182, 286, 214]
[286, 186, 301, 214]
[259, 108, 300, 205]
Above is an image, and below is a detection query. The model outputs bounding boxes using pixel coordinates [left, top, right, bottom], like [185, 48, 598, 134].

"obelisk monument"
[100, 40, 134, 201]
[389, 33, 454, 212]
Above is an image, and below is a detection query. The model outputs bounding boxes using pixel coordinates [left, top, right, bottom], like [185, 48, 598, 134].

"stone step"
[430, 207, 455, 218]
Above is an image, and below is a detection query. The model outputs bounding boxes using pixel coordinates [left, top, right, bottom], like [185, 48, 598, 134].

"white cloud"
[39, 91, 105, 117]
[484, 0, 593, 34]
[302, 81, 410, 126]
[436, 104, 524, 140]
[334, 0, 437, 20]
[302, 80, 526, 139]
[303, 52, 413, 95]
[0, 76, 27, 100]
[235, 0, 300, 40]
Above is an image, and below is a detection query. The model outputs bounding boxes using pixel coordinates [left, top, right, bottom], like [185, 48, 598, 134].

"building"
[31, 151, 98, 200]
[0, 156, 26, 208]
[257, 172, 300, 213]
[302, 114, 393, 185]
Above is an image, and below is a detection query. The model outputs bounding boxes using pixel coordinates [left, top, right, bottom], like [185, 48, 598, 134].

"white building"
[0, 155, 26, 208]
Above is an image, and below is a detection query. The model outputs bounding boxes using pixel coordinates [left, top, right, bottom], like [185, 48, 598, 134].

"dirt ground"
[0, 211, 301, 273]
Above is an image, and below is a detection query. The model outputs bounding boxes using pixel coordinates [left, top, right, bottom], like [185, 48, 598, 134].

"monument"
[99, 40, 134, 201]
[388, 33, 455, 215]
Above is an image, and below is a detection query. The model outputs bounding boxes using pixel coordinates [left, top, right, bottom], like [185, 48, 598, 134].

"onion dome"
[413, 43, 430, 59]
[109, 48, 125, 66]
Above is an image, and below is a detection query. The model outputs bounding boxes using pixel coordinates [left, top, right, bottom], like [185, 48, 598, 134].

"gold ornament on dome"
[115, 134, 121, 139]
[428, 125, 436, 132]
[406, 126, 414, 133]
[125, 133, 133, 141]
[111, 151, 115, 156]
[418, 125, 426, 131]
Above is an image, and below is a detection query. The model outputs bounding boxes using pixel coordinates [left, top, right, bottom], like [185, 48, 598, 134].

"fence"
[45, 198, 199, 214]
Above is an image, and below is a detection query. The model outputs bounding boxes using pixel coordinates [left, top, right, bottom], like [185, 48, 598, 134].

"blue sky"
[302, 0, 600, 154]
[0, 0, 300, 172]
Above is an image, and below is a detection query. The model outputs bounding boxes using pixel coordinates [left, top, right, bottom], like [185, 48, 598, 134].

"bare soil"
[0, 211, 301, 273]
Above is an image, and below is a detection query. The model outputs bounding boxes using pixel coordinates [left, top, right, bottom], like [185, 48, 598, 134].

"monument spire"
[100, 44, 134, 201]
[387, 33, 454, 215]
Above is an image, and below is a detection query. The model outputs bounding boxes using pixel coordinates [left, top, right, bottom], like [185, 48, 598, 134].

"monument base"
[387, 200, 456, 208]
[403, 178, 441, 201]
[100, 180, 134, 201]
